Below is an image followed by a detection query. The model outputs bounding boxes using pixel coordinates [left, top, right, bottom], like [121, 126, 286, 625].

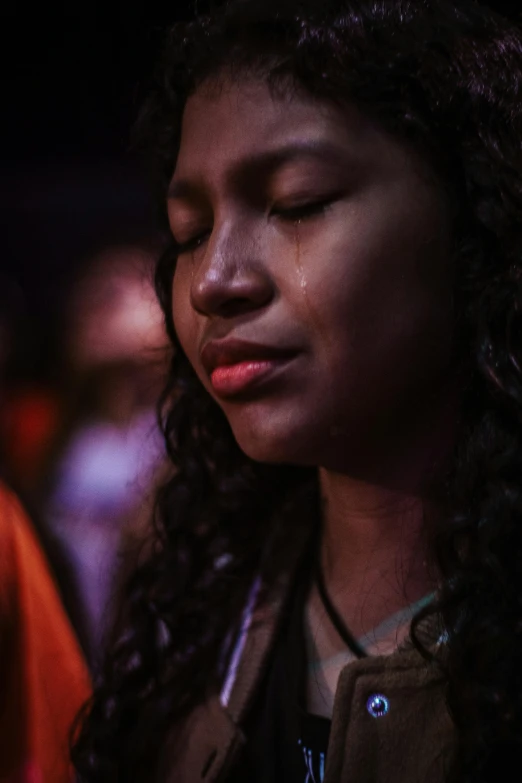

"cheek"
[293, 195, 453, 376]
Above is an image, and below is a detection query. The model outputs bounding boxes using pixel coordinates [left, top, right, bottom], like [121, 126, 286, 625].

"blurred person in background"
[0, 273, 58, 489]
[44, 242, 167, 665]
[0, 485, 91, 783]
[0, 270, 92, 657]
[0, 279, 90, 782]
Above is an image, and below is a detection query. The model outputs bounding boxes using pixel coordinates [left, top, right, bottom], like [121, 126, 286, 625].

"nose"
[190, 224, 274, 318]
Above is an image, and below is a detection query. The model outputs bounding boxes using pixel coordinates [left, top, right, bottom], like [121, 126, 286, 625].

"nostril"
[219, 297, 260, 318]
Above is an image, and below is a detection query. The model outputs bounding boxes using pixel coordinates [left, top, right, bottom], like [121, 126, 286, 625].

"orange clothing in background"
[0, 485, 91, 783]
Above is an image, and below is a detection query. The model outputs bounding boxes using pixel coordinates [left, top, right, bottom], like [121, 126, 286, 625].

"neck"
[315, 471, 438, 639]
[315, 379, 458, 629]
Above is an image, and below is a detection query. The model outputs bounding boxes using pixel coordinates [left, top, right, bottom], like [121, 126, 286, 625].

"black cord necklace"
[315, 559, 368, 659]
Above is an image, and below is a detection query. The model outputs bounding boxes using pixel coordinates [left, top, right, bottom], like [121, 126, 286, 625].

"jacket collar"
[159, 512, 445, 782]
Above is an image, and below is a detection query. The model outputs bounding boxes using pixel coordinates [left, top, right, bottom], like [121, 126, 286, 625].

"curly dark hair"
[72, 1, 522, 781]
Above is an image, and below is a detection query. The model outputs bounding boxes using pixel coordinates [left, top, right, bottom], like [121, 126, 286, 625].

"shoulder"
[0, 479, 91, 701]
[0, 483, 91, 783]
[0, 483, 51, 593]
[0, 482, 87, 672]
[0, 481, 27, 533]
[0, 484, 28, 612]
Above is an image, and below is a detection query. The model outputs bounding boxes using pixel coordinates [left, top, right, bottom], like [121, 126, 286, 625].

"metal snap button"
[366, 693, 389, 718]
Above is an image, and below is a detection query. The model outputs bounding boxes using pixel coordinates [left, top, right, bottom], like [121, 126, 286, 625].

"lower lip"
[210, 359, 288, 397]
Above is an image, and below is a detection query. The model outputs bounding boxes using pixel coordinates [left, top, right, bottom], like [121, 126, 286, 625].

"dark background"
[0, 7, 197, 382]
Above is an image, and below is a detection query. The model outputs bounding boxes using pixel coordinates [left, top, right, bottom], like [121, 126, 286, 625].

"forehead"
[173, 77, 376, 180]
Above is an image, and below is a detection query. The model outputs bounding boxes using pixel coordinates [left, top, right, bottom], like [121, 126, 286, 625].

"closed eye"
[175, 231, 210, 256]
[174, 195, 337, 252]
[271, 197, 336, 223]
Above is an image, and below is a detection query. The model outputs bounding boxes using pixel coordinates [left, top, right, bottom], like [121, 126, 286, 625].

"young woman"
[72, 1, 522, 781]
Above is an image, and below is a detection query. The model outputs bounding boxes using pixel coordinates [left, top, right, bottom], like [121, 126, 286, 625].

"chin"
[230, 417, 317, 466]
[235, 438, 297, 465]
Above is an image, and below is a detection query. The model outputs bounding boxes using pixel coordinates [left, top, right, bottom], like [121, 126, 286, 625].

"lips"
[200, 338, 297, 397]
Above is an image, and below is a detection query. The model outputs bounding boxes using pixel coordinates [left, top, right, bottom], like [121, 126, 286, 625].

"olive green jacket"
[159, 550, 454, 783]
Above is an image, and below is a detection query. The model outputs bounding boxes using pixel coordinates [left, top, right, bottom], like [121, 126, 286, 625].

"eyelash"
[271, 197, 334, 222]
[175, 232, 210, 256]
[174, 198, 335, 255]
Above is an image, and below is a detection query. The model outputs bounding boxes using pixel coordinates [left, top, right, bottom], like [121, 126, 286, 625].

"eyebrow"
[167, 140, 344, 201]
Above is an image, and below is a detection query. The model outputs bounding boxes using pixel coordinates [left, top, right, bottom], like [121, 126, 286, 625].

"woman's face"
[169, 78, 454, 471]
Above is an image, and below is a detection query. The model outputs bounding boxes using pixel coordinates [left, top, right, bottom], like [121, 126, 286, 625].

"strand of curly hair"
[72, 2, 522, 781]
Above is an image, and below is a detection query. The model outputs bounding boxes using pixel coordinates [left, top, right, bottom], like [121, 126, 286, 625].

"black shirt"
[230, 559, 331, 782]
